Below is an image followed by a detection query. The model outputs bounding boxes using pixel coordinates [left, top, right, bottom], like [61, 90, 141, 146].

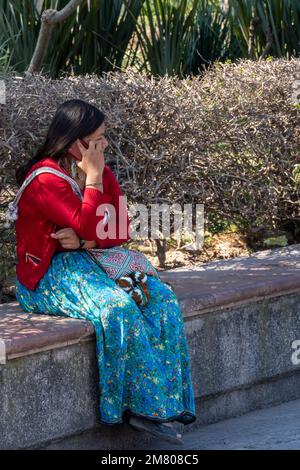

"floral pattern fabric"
[15, 250, 197, 426]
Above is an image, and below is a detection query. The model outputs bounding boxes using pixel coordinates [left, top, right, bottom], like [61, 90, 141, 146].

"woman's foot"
[163, 421, 182, 439]
[127, 416, 183, 445]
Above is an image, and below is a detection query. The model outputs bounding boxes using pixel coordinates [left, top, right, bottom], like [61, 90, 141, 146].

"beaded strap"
[4, 167, 110, 228]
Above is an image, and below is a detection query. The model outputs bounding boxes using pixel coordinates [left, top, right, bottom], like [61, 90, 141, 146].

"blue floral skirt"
[15, 250, 197, 426]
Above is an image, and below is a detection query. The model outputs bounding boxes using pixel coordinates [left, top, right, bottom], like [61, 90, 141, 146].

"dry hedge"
[1, 58, 300, 285]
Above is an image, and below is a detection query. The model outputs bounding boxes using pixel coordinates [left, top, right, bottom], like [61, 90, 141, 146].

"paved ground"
[38, 398, 300, 450]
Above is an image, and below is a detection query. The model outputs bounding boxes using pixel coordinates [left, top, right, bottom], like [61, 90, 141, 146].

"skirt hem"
[98, 408, 197, 427]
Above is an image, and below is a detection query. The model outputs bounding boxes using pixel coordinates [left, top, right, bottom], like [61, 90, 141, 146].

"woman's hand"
[77, 139, 105, 177]
[50, 228, 98, 249]
[50, 228, 81, 249]
[82, 240, 98, 248]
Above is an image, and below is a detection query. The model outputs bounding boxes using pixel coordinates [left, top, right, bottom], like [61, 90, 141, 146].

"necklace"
[58, 155, 86, 188]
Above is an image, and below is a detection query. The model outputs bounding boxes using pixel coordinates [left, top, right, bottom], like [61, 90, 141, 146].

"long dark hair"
[15, 99, 105, 187]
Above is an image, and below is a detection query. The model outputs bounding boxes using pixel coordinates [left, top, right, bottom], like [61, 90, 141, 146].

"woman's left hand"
[50, 228, 81, 249]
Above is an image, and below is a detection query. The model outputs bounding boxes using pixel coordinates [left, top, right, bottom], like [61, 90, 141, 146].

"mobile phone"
[67, 138, 89, 161]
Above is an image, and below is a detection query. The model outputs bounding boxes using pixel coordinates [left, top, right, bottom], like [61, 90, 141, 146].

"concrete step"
[2, 244, 300, 449]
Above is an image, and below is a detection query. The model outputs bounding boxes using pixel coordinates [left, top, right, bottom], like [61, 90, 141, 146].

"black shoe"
[127, 416, 184, 446]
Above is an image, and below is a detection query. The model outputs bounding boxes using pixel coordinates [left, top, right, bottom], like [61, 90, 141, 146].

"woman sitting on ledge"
[12, 98, 196, 445]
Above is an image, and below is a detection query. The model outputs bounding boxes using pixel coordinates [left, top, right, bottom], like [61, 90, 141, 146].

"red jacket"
[15, 156, 131, 290]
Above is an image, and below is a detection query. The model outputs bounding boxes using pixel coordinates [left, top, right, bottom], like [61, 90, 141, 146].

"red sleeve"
[31, 166, 131, 249]
[94, 167, 131, 248]
[31, 171, 113, 242]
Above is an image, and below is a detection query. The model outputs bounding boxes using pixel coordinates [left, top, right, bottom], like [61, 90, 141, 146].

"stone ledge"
[1, 244, 300, 363]
[0, 302, 94, 363]
[160, 244, 300, 316]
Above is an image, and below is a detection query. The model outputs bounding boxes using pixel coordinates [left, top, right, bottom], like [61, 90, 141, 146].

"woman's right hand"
[76, 139, 105, 177]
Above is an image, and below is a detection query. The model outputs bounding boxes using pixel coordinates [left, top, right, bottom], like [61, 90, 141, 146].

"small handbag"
[86, 246, 159, 306]
[5, 166, 159, 306]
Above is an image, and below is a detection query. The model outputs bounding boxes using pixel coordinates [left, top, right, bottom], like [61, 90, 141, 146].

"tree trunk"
[26, 0, 84, 75]
[248, 6, 261, 60]
[154, 238, 167, 268]
[260, 26, 273, 60]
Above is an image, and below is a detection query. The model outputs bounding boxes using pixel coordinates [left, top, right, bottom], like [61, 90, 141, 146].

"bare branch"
[26, 0, 84, 75]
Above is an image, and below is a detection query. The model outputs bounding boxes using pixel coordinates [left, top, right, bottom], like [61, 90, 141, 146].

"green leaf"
[263, 235, 288, 247]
